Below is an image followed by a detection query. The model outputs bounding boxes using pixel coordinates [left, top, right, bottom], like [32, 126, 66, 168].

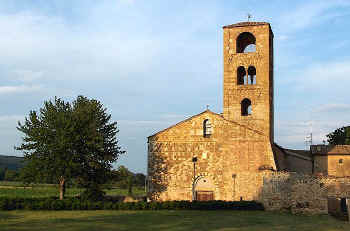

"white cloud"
[0, 85, 42, 94]
[278, 0, 350, 32]
[0, 1, 349, 171]
[0, 115, 24, 122]
[312, 104, 350, 113]
[282, 60, 350, 93]
[276, 118, 350, 149]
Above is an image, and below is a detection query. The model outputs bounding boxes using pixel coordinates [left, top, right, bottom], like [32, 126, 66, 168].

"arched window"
[236, 32, 256, 53]
[241, 98, 252, 116]
[203, 119, 212, 137]
[237, 66, 245, 85]
[247, 66, 256, 85]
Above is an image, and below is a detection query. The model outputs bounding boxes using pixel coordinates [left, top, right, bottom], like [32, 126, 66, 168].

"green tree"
[114, 165, 133, 189]
[4, 169, 19, 181]
[72, 96, 125, 200]
[16, 96, 124, 200]
[326, 126, 350, 145]
[0, 168, 6, 181]
[127, 175, 133, 196]
[134, 173, 146, 187]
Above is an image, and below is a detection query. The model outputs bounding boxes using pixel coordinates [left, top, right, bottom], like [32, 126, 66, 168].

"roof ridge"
[223, 21, 270, 28]
[148, 110, 264, 138]
[147, 110, 210, 138]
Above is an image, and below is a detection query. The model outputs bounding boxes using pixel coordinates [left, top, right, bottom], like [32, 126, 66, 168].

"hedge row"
[0, 198, 264, 211]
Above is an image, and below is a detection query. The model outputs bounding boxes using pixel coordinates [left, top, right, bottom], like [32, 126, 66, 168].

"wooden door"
[196, 191, 214, 201]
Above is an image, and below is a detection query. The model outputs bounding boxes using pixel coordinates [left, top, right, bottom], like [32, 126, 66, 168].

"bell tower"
[222, 22, 274, 142]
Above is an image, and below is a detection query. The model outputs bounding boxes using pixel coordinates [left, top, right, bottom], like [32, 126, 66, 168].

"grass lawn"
[0, 210, 349, 231]
[0, 181, 146, 198]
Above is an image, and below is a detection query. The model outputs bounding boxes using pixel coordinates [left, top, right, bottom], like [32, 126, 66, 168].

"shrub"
[0, 197, 264, 211]
[80, 187, 106, 202]
[51, 200, 65, 210]
[72, 199, 81, 210]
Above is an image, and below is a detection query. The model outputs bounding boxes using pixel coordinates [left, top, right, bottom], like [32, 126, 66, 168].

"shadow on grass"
[1, 210, 350, 231]
[0, 212, 21, 220]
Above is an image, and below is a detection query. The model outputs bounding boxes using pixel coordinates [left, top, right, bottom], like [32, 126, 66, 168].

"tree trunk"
[59, 177, 65, 200]
[128, 176, 133, 196]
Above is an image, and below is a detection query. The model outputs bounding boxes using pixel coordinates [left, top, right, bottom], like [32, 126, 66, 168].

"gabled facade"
[147, 22, 278, 201]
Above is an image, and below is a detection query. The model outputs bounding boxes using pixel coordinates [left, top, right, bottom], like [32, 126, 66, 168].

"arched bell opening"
[236, 32, 256, 53]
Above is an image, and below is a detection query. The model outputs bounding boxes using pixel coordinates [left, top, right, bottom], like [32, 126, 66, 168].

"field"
[0, 181, 146, 198]
[0, 210, 349, 231]
[1, 181, 349, 230]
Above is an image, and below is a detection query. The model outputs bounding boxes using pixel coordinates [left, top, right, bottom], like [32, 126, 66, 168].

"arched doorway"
[194, 177, 215, 201]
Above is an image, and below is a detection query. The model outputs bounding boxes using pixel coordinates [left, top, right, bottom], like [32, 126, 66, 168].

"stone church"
[146, 21, 348, 202]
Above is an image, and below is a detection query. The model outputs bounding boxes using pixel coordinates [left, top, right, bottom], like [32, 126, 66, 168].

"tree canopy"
[326, 126, 350, 145]
[16, 96, 125, 199]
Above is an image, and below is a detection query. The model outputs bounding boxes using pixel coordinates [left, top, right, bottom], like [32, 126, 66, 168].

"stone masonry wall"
[223, 24, 274, 141]
[261, 172, 350, 214]
[147, 110, 276, 201]
[314, 155, 350, 177]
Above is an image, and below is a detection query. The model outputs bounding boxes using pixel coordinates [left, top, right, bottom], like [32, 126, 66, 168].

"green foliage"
[80, 184, 106, 201]
[0, 197, 264, 211]
[0, 168, 21, 181]
[127, 176, 133, 195]
[113, 166, 133, 189]
[0, 182, 146, 198]
[112, 166, 145, 193]
[0, 168, 7, 180]
[134, 173, 146, 187]
[16, 96, 125, 199]
[326, 126, 350, 145]
[71, 96, 125, 194]
[4, 169, 20, 181]
[16, 97, 77, 191]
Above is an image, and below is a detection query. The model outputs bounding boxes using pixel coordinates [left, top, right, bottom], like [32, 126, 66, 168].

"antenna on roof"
[247, 13, 252, 22]
[305, 121, 313, 150]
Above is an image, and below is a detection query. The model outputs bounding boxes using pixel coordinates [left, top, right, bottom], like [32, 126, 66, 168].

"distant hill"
[0, 155, 25, 170]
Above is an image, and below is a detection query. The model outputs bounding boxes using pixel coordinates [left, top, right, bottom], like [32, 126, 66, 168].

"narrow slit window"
[203, 119, 212, 137]
[237, 66, 245, 85]
[248, 66, 256, 85]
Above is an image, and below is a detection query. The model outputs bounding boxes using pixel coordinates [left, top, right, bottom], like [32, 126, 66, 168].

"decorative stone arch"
[190, 172, 219, 201]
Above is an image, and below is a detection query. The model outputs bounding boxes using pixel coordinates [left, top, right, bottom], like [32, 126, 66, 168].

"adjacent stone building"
[312, 144, 350, 177]
[147, 21, 349, 203]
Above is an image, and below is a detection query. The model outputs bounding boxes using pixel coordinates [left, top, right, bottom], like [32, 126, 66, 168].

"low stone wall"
[261, 172, 350, 214]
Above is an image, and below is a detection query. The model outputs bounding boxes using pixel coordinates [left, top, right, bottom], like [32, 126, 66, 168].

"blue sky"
[1, 0, 350, 173]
